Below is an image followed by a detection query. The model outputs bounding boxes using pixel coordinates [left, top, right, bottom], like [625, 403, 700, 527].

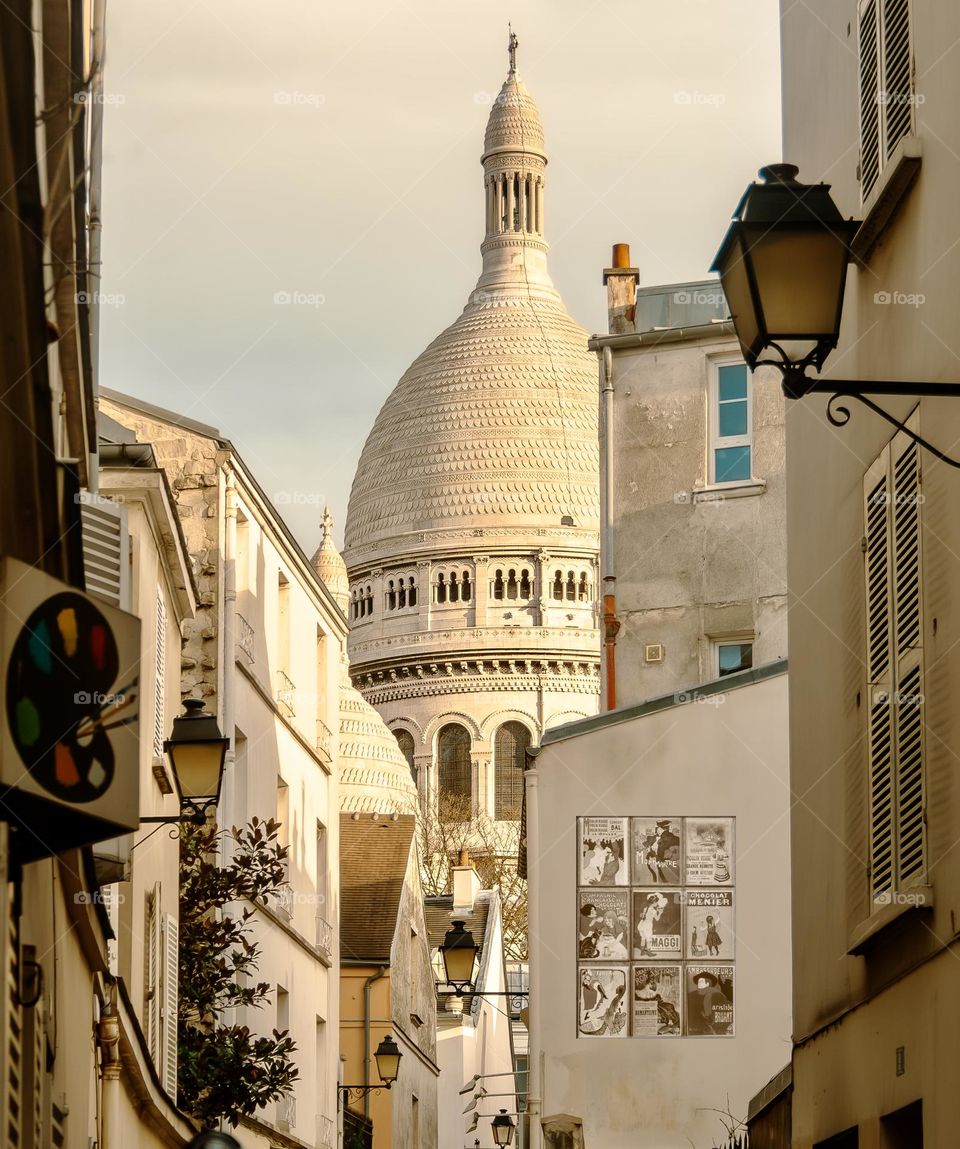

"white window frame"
[708, 357, 754, 487]
[713, 636, 754, 679]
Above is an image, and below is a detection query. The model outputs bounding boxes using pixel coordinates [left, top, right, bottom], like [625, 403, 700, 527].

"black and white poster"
[631, 889, 683, 958]
[578, 816, 629, 886]
[632, 965, 682, 1037]
[632, 817, 682, 885]
[684, 817, 735, 886]
[685, 965, 735, 1036]
[685, 889, 735, 960]
[578, 889, 630, 960]
[578, 966, 629, 1036]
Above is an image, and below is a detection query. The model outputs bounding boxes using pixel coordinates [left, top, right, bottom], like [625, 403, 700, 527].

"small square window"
[717, 642, 753, 678]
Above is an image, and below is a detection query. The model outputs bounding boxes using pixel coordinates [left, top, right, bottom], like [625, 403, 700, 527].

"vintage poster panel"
[631, 817, 682, 885]
[577, 966, 628, 1037]
[578, 817, 629, 886]
[684, 965, 735, 1036]
[632, 965, 682, 1037]
[578, 889, 630, 960]
[685, 889, 735, 960]
[684, 817, 735, 886]
[631, 889, 683, 958]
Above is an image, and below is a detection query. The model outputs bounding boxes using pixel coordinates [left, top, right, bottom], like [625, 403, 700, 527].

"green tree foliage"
[177, 816, 300, 1127]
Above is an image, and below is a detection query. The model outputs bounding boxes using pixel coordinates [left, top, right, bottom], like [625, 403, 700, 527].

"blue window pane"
[719, 643, 753, 676]
[718, 399, 747, 437]
[718, 364, 748, 401]
[715, 446, 751, 482]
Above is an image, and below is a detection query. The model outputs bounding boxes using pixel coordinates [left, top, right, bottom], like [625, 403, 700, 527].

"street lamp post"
[712, 163, 960, 465]
[339, 1035, 403, 1105]
[492, 1110, 517, 1147]
[142, 699, 229, 826]
[437, 921, 529, 1002]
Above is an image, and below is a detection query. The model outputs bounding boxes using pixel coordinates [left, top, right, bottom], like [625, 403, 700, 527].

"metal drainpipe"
[97, 1007, 121, 1149]
[363, 966, 387, 1119]
[600, 345, 620, 710]
[523, 760, 542, 1149]
[222, 471, 237, 868]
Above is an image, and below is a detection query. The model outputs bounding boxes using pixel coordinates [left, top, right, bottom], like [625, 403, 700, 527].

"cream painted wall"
[532, 669, 791, 1148]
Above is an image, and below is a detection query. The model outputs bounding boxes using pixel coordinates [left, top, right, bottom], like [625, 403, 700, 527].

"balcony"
[236, 613, 255, 663]
[316, 717, 333, 763]
[277, 1092, 296, 1132]
[316, 912, 333, 961]
[273, 881, 294, 921]
[316, 1113, 335, 1149]
[276, 670, 296, 718]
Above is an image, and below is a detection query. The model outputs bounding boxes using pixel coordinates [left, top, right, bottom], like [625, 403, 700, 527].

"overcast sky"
[99, 0, 782, 552]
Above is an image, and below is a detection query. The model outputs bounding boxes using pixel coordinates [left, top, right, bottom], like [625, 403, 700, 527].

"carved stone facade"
[339, 49, 601, 820]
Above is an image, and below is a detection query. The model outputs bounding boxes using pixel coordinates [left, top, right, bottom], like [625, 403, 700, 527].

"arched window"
[552, 570, 563, 600]
[387, 580, 396, 610]
[350, 591, 357, 619]
[495, 722, 531, 820]
[520, 569, 532, 598]
[395, 729, 417, 784]
[358, 591, 365, 618]
[506, 569, 518, 600]
[437, 573, 447, 604]
[578, 573, 589, 601]
[398, 579, 407, 608]
[438, 723, 472, 803]
[566, 571, 576, 601]
[462, 572, 472, 601]
[493, 570, 505, 600]
[450, 572, 460, 602]
[408, 577, 417, 607]
[366, 585, 374, 615]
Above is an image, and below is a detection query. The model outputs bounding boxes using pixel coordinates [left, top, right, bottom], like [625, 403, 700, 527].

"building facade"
[775, 1, 960, 1146]
[342, 42, 602, 820]
[101, 390, 346, 1148]
[592, 255, 787, 708]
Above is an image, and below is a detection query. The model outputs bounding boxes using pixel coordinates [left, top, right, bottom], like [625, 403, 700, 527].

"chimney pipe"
[602, 243, 640, 335]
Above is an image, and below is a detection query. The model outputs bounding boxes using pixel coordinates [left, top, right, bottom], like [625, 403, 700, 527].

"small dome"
[483, 73, 545, 159]
[338, 665, 418, 814]
[311, 507, 349, 615]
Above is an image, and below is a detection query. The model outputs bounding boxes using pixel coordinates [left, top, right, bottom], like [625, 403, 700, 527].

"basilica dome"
[338, 664, 418, 814]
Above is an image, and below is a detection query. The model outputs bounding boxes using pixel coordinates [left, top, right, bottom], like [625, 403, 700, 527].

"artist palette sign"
[576, 816, 735, 1038]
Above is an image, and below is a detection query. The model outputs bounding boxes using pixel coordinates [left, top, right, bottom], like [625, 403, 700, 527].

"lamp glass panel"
[746, 227, 848, 339]
[170, 740, 223, 801]
[717, 235, 760, 359]
[376, 1045, 401, 1083]
[443, 941, 477, 985]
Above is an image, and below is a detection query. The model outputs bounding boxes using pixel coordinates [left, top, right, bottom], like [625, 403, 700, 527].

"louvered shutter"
[153, 591, 167, 758]
[161, 913, 179, 1100]
[883, 0, 913, 159]
[80, 498, 130, 609]
[864, 449, 895, 901]
[891, 434, 925, 887]
[145, 884, 161, 1065]
[859, 0, 881, 199]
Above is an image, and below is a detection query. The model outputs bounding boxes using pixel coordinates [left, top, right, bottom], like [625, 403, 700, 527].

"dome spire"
[508, 25, 518, 75]
[311, 505, 350, 615]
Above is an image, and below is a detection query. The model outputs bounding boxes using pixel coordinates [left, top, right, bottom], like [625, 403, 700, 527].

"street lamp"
[185, 1134, 241, 1149]
[339, 1034, 403, 1104]
[491, 1110, 516, 1147]
[712, 163, 960, 464]
[440, 920, 479, 992]
[142, 699, 229, 825]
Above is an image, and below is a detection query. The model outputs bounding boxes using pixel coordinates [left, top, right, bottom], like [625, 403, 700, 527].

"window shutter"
[864, 450, 895, 901]
[859, 0, 881, 199]
[145, 884, 161, 1065]
[80, 498, 130, 609]
[4, 901, 23, 1148]
[882, 0, 913, 159]
[162, 913, 179, 1101]
[154, 591, 167, 758]
[891, 434, 925, 887]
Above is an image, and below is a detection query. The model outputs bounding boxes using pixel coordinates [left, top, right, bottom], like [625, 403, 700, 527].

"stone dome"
[311, 507, 349, 614]
[338, 665, 418, 814]
[483, 73, 546, 159]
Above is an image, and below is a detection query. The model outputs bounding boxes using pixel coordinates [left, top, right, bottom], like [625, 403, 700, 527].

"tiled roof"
[340, 813, 416, 962]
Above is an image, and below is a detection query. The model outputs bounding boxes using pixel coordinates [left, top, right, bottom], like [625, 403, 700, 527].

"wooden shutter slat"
[859, 0, 881, 198]
[883, 0, 913, 158]
[162, 913, 179, 1100]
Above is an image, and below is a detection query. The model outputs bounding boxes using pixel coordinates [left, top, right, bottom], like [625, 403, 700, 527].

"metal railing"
[277, 1092, 296, 1131]
[315, 913, 333, 959]
[273, 882, 294, 920]
[276, 669, 296, 717]
[316, 716, 333, 760]
[316, 1113, 335, 1149]
[236, 613, 255, 662]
